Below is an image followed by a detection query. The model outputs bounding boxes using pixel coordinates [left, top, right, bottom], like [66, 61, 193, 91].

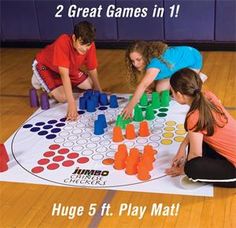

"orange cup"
[117, 144, 128, 158]
[125, 161, 138, 175]
[113, 159, 126, 170]
[137, 162, 151, 181]
[112, 126, 124, 142]
[125, 124, 136, 140]
[140, 156, 153, 171]
[129, 148, 140, 162]
[139, 121, 150, 137]
[143, 145, 155, 161]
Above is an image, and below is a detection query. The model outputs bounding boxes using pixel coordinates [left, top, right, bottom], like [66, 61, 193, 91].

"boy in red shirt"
[32, 21, 102, 120]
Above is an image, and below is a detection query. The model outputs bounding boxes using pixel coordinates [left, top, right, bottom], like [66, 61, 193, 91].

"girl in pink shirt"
[166, 68, 236, 187]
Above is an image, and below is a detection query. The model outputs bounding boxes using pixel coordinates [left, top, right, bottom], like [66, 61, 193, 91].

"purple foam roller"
[29, 88, 39, 107]
[40, 92, 50, 110]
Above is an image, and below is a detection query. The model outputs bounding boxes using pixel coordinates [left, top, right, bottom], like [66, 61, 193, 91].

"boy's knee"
[84, 81, 93, 90]
[78, 78, 93, 90]
[50, 92, 66, 103]
[57, 94, 67, 103]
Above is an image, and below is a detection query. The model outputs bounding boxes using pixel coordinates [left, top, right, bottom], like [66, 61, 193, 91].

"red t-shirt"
[187, 91, 236, 166]
[36, 34, 98, 76]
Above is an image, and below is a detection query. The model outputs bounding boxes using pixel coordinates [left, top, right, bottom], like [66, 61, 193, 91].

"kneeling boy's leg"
[50, 86, 66, 103]
[77, 77, 93, 90]
[33, 61, 62, 92]
[71, 71, 93, 90]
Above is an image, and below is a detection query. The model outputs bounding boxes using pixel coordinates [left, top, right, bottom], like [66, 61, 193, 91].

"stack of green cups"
[116, 114, 132, 129]
[160, 90, 170, 107]
[151, 92, 160, 109]
[133, 105, 144, 122]
[116, 114, 123, 127]
[145, 105, 155, 120]
[139, 93, 148, 106]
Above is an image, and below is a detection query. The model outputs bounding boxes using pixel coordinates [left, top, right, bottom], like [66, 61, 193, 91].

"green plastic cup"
[160, 90, 170, 107]
[145, 105, 155, 120]
[139, 93, 148, 106]
[115, 114, 123, 127]
[133, 105, 144, 122]
[151, 92, 160, 109]
[116, 114, 132, 129]
[124, 117, 132, 128]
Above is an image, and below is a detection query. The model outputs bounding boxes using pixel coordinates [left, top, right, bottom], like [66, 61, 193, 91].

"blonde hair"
[125, 41, 169, 88]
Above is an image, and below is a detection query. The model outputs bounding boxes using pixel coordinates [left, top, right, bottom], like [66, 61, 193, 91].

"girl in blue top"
[122, 41, 206, 119]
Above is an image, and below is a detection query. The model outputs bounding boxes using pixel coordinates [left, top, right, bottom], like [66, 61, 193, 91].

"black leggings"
[184, 143, 236, 187]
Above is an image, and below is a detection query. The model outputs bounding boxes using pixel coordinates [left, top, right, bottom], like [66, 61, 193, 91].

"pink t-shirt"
[187, 91, 236, 166]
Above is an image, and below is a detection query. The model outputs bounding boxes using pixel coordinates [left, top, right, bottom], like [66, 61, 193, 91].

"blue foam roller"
[94, 120, 104, 135]
[84, 89, 93, 98]
[109, 95, 118, 108]
[100, 93, 109, 105]
[91, 96, 99, 107]
[83, 92, 91, 99]
[98, 114, 107, 129]
[79, 97, 86, 110]
[86, 99, 96, 112]
[94, 90, 100, 97]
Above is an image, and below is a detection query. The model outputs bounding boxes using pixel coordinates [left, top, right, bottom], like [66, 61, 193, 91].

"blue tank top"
[146, 46, 202, 80]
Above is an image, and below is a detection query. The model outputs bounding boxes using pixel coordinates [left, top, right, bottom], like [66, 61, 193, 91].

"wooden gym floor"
[0, 48, 235, 228]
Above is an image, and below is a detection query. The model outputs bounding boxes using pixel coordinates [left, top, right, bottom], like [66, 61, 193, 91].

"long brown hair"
[125, 41, 168, 88]
[170, 68, 228, 136]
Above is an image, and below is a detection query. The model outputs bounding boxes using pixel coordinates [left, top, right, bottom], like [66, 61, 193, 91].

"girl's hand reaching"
[165, 144, 187, 177]
[121, 103, 134, 119]
[171, 145, 186, 168]
[165, 165, 185, 177]
[145, 86, 153, 94]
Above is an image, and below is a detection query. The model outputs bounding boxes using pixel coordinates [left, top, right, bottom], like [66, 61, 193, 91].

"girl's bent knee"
[184, 157, 202, 179]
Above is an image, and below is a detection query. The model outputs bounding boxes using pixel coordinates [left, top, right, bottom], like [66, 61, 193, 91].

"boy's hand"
[67, 101, 78, 121]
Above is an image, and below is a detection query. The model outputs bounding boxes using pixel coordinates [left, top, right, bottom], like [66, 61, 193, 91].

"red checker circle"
[43, 151, 55, 157]
[58, 148, 70, 154]
[53, 155, 65, 162]
[62, 160, 75, 167]
[77, 157, 89, 164]
[67, 152, 79, 159]
[49, 144, 60, 150]
[31, 166, 44, 173]
[47, 163, 60, 170]
[38, 158, 50, 165]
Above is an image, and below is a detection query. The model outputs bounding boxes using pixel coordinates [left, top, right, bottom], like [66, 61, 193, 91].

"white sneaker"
[31, 73, 41, 89]
[199, 72, 208, 83]
[179, 175, 207, 189]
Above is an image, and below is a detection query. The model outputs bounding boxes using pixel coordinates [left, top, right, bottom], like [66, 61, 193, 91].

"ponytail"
[171, 68, 228, 136]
